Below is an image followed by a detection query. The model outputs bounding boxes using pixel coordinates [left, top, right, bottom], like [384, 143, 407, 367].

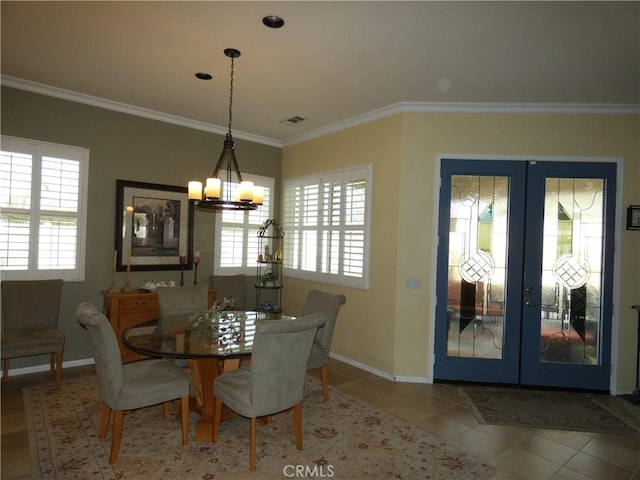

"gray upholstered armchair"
[1, 279, 65, 389]
[302, 289, 346, 400]
[76, 302, 190, 464]
[213, 313, 325, 471]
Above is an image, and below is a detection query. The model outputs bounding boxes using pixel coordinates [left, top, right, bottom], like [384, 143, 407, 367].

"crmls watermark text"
[283, 464, 335, 478]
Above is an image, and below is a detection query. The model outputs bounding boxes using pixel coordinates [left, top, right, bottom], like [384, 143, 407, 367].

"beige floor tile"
[564, 451, 635, 480]
[451, 427, 513, 460]
[580, 434, 640, 472]
[1, 414, 26, 435]
[492, 445, 562, 479]
[0, 447, 32, 479]
[518, 434, 579, 465]
[415, 413, 472, 440]
[549, 467, 593, 480]
[536, 429, 596, 450]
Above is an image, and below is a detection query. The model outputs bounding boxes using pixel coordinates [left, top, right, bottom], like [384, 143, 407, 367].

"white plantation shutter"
[283, 165, 371, 289]
[1, 136, 89, 281]
[214, 173, 275, 273]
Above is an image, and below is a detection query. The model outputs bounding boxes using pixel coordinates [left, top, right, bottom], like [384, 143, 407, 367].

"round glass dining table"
[122, 310, 292, 442]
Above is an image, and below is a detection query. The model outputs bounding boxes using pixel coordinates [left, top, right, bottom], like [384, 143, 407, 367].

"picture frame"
[115, 180, 194, 271]
[627, 205, 640, 231]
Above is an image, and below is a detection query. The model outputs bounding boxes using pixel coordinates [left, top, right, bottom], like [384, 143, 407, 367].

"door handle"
[525, 287, 533, 293]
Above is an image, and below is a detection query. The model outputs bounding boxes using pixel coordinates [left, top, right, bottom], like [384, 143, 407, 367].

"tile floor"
[2, 359, 640, 479]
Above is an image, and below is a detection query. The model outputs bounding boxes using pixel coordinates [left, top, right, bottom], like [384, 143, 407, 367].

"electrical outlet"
[345, 330, 351, 341]
[405, 278, 421, 289]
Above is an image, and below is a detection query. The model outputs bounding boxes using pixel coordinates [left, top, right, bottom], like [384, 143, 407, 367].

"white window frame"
[1, 135, 89, 281]
[213, 172, 275, 275]
[283, 164, 372, 289]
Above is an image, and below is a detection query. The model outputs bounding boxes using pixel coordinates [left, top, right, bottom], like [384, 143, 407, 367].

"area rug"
[25, 377, 490, 480]
[461, 385, 639, 434]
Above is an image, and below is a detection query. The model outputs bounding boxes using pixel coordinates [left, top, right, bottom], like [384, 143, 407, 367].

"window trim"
[213, 172, 275, 275]
[282, 164, 372, 290]
[1, 135, 89, 281]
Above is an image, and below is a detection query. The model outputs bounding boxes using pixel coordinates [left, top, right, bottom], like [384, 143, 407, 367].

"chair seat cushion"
[1, 328, 64, 359]
[110, 359, 189, 411]
[214, 368, 252, 417]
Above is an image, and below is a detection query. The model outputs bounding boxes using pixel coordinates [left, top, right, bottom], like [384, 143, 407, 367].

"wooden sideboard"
[102, 289, 214, 363]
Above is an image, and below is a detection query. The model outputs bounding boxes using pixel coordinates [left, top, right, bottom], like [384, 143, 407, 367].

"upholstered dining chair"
[76, 302, 189, 464]
[213, 312, 325, 472]
[1, 279, 65, 389]
[302, 289, 347, 401]
[209, 274, 247, 310]
[155, 285, 209, 333]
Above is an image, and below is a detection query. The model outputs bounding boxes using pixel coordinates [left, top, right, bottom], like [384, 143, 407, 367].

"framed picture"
[627, 205, 640, 231]
[115, 180, 194, 271]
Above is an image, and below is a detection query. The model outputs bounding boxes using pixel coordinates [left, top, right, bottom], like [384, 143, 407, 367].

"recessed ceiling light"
[263, 15, 284, 29]
[195, 72, 213, 80]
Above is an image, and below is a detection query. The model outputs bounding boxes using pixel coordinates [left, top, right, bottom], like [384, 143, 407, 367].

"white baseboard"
[329, 352, 430, 384]
[7, 354, 430, 385]
[3, 357, 95, 378]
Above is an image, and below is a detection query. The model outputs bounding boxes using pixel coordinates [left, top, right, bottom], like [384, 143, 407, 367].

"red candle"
[179, 251, 187, 264]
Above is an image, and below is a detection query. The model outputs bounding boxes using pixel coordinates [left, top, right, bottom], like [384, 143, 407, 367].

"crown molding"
[4, 75, 637, 149]
[1, 75, 282, 148]
[282, 101, 640, 147]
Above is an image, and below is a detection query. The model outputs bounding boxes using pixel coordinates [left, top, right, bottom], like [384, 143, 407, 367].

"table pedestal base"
[189, 357, 241, 442]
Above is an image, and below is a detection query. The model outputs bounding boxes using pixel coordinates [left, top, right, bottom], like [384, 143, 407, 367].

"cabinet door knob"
[136, 301, 147, 306]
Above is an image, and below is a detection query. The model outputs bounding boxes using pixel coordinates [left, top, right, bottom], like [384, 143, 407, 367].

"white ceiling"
[2, 1, 639, 146]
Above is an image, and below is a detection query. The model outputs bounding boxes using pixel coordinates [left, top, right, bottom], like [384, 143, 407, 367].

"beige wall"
[282, 111, 640, 391]
[1, 86, 281, 369]
[281, 116, 403, 375]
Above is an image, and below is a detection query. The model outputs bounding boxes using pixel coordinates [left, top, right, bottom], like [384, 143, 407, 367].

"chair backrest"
[156, 285, 209, 332]
[75, 302, 124, 406]
[249, 313, 325, 417]
[209, 274, 247, 310]
[301, 290, 346, 360]
[1, 279, 64, 332]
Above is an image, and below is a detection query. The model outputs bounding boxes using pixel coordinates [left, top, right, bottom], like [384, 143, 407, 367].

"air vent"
[279, 116, 306, 126]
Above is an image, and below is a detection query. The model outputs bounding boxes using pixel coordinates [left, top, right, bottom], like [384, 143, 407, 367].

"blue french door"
[434, 159, 616, 390]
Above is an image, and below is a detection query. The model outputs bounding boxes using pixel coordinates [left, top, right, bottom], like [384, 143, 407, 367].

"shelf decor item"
[255, 219, 285, 313]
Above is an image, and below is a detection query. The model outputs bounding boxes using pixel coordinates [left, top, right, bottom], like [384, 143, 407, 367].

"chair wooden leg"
[162, 402, 170, 420]
[320, 365, 329, 401]
[250, 417, 257, 472]
[54, 351, 63, 390]
[293, 402, 303, 450]
[109, 410, 124, 464]
[2, 359, 8, 383]
[212, 397, 223, 443]
[99, 405, 111, 438]
[180, 395, 189, 445]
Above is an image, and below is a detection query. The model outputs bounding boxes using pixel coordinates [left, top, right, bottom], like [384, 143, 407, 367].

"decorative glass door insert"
[446, 175, 509, 361]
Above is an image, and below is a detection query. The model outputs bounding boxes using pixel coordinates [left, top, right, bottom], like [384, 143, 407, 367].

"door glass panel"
[540, 178, 604, 364]
[446, 175, 509, 359]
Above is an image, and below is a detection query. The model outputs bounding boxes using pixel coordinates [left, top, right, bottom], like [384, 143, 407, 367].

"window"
[283, 165, 371, 289]
[214, 173, 275, 273]
[1, 136, 89, 281]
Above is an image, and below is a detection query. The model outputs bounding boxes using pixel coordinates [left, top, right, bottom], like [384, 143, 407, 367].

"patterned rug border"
[460, 386, 640, 435]
[25, 376, 492, 479]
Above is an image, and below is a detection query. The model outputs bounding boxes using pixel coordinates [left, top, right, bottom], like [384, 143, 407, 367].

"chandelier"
[188, 48, 263, 210]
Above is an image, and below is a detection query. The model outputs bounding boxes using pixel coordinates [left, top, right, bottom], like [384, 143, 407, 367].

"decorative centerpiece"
[190, 309, 247, 348]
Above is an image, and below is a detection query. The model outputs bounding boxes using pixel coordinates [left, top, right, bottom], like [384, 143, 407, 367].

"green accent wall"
[1, 86, 281, 369]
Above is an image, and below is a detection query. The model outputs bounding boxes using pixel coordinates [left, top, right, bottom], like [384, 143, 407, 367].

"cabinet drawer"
[118, 297, 159, 312]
